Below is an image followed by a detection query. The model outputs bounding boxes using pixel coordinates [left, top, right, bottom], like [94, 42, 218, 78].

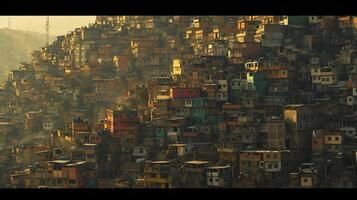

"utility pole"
[45, 16, 51, 46]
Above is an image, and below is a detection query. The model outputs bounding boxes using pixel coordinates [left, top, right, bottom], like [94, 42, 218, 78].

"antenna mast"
[45, 16, 51, 46]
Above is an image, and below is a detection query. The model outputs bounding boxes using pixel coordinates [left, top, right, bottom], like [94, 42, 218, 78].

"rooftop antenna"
[45, 16, 51, 46]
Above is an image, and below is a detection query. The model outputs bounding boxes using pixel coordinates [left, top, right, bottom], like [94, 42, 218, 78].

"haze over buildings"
[0, 16, 95, 36]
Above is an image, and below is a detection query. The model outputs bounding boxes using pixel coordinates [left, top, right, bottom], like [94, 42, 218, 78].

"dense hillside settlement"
[1, 16, 357, 188]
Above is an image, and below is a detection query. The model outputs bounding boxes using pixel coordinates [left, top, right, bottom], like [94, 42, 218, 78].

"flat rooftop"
[49, 160, 71, 164]
[0, 122, 14, 126]
[240, 150, 281, 153]
[151, 161, 171, 164]
[83, 143, 98, 147]
[65, 161, 88, 167]
[169, 144, 188, 147]
[206, 165, 230, 170]
[185, 160, 210, 165]
[284, 104, 304, 108]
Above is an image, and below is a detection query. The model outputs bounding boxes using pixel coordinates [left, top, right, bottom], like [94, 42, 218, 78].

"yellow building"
[172, 59, 182, 76]
[144, 161, 177, 188]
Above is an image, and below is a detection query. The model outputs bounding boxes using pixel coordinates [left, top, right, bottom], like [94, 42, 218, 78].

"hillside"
[0, 28, 55, 80]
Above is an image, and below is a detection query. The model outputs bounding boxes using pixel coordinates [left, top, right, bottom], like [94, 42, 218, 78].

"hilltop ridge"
[0, 28, 55, 80]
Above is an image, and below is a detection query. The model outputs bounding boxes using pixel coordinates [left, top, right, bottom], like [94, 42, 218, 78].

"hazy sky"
[0, 16, 96, 36]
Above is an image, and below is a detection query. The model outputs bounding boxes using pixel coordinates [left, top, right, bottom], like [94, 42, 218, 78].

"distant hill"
[0, 28, 56, 80]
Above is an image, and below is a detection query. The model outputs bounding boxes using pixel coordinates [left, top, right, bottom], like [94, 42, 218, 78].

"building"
[143, 160, 178, 188]
[206, 165, 232, 187]
[182, 160, 210, 188]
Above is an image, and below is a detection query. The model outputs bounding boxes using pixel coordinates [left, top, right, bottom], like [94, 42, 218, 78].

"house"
[167, 143, 193, 160]
[298, 163, 321, 188]
[25, 111, 43, 134]
[165, 117, 188, 143]
[246, 72, 267, 93]
[182, 160, 211, 188]
[171, 58, 183, 79]
[284, 104, 317, 159]
[239, 150, 282, 180]
[260, 24, 285, 47]
[311, 65, 338, 90]
[62, 161, 95, 188]
[0, 122, 16, 150]
[143, 160, 178, 188]
[261, 66, 290, 94]
[104, 108, 140, 151]
[262, 116, 286, 150]
[170, 87, 201, 99]
[312, 130, 342, 156]
[207, 40, 228, 56]
[236, 19, 259, 43]
[46, 160, 72, 187]
[216, 141, 239, 165]
[72, 117, 91, 135]
[206, 165, 232, 187]
[83, 143, 102, 170]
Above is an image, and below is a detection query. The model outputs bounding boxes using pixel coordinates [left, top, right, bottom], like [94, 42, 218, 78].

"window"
[139, 148, 144, 153]
[247, 161, 252, 167]
[273, 163, 279, 168]
[335, 137, 340, 141]
[327, 136, 332, 141]
[209, 177, 213, 182]
[273, 154, 277, 159]
[69, 180, 76, 185]
[303, 178, 308, 183]
[266, 154, 271, 159]
[87, 154, 96, 159]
